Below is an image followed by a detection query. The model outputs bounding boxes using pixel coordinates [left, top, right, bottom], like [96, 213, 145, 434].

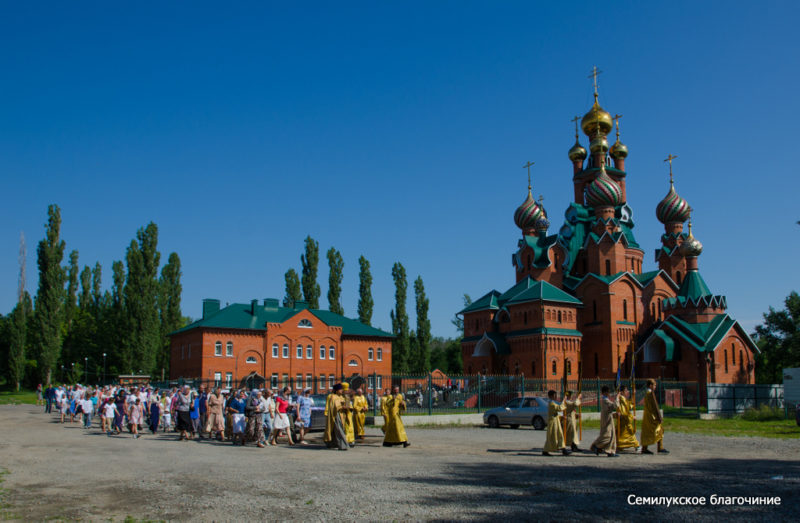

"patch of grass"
[740, 405, 785, 421]
[579, 417, 799, 439]
[0, 390, 38, 405]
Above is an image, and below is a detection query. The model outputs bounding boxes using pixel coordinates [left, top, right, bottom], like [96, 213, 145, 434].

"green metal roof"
[459, 290, 501, 314]
[504, 279, 582, 306]
[521, 233, 560, 269]
[653, 329, 678, 361]
[482, 332, 511, 355]
[677, 270, 712, 301]
[171, 302, 393, 338]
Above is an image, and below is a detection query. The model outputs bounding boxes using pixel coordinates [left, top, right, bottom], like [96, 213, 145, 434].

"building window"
[377, 348, 382, 361]
[319, 375, 326, 389]
[605, 259, 611, 275]
[724, 350, 728, 373]
[306, 345, 313, 359]
[651, 303, 656, 319]
[368, 375, 375, 389]
[740, 350, 744, 368]
[246, 356, 257, 364]
[214, 372, 221, 386]
[566, 359, 572, 375]
[225, 372, 232, 388]
[348, 359, 358, 367]
[298, 318, 312, 328]
[320, 345, 326, 359]
[272, 344, 279, 358]
[552, 359, 557, 376]
[368, 348, 374, 361]
[282, 344, 289, 358]
[731, 344, 736, 365]
[329, 346, 335, 360]
[524, 311, 528, 325]
[377, 375, 382, 389]
[296, 345, 303, 359]
[296, 374, 302, 389]
[557, 310, 562, 323]
[306, 374, 313, 389]
[328, 375, 335, 389]
[215, 341, 222, 356]
[282, 374, 289, 388]
[226, 341, 233, 357]
[271, 374, 278, 389]
[181, 345, 185, 359]
[531, 361, 536, 376]
[623, 300, 628, 320]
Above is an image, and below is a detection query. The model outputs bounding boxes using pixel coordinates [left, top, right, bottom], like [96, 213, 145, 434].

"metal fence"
[707, 384, 785, 415]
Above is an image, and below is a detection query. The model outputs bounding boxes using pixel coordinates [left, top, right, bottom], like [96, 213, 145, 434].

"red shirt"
[275, 396, 288, 414]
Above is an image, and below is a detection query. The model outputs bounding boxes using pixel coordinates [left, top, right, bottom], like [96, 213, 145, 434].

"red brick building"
[459, 81, 758, 389]
[170, 298, 393, 392]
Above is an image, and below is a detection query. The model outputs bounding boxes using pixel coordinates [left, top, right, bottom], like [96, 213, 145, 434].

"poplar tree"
[8, 293, 32, 391]
[108, 260, 128, 374]
[34, 204, 66, 385]
[390, 262, 410, 374]
[64, 250, 79, 328]
[283, 269, 302, 308]
[158, 252, 183, 374]
[91, 263, 102, 314]
[124, 223, 161, 375]
[357, 256, 373, 326]
[79, 266, 92, 310]
[326, 247, 344, 315]
[301, 236, 321, 308]
[413, 276, 432, 373]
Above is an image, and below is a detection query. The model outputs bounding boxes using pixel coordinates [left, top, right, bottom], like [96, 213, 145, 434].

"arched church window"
[731, 343, 736, 365]
[605, 260, 611, 275]
[623, 300, 628, 320]
[566, 359, 572, 375]
[724, 350, 729, 373]
[557, 310, 562, 323]
[651, 303, 656, 319]
[551, 359, 557, 376]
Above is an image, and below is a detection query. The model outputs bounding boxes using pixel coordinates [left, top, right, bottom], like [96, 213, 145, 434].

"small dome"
[610, 139, 628, 159]
[679, 222, 703, 257]
[656, 181, 691, 224]
[589, 135, 609, 155]
[514, 190, 543, 230]
[568, 141, 587, 162]
[581, 98, 613, 137]
[585, 166, 622, 208]
[534, 215, 550, 233]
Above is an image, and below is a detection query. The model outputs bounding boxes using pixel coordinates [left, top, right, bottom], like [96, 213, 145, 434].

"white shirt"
[81, 399, 93, 415]
[103, 403, 116, 418]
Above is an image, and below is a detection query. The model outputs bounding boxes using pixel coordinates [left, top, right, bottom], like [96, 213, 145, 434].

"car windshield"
[504, 398, 522, 409]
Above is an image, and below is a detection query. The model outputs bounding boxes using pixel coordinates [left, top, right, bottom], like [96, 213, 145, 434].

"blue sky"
[1, 1, 798, 338]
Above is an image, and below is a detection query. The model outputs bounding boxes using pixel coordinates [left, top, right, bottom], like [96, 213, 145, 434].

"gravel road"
[0, 405, 797, 521]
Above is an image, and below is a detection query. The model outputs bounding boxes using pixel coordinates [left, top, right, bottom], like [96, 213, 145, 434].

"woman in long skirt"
[149, 397, 161, 434]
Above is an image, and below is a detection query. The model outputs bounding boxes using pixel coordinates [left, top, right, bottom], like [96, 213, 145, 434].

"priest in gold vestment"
[590, 386, 618, 457]
[542, 390, 571, 456]
[616, 385, 639, 451]
[382, 386, 409, 447]
[563, 390, 582, 452]
[641, 379, 668, 454]
[352, 388, 368, 441]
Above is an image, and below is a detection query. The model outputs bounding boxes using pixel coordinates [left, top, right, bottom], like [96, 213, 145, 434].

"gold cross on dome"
[613, 114, 623, 137]
[538, 194, 545, 205]
[523, 161, 535, 190]
[664, 154, 678, 183]
[571, 115, 580, 138]
[588, 66, 603, 95]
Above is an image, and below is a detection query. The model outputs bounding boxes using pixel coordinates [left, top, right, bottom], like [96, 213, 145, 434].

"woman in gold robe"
[542, 390, 570, 456]
[616, 385, 639, 451]
[641, 379, 668, 454]
[352, 388, 368, 440]
[563, 391, 582, 452]
[590, 386, 618, 457]
[382, 386, 409, 447]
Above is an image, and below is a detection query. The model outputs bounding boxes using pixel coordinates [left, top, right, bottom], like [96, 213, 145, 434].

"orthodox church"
[459, 72, 758, 389]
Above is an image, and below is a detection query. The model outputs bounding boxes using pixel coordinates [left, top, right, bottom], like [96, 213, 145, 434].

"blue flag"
[615, 365, 621, 391]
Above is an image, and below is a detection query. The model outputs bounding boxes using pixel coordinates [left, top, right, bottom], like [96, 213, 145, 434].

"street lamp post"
[85, 357, 88, 383]
[103, 353, 107, 385]
[71, 362, 75, 383]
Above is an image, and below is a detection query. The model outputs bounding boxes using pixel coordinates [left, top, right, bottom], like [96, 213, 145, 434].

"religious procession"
[541, 378, 667, 457]
[40, 380, 410, 450]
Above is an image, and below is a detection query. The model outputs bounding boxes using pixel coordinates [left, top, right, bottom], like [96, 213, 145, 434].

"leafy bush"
[739, 405, 784, 421]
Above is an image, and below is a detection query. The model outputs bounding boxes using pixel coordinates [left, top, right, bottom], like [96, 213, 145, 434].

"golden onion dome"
[589, 134, 609, 155]
[679, 221, 703, 257]
[581, 97, 613, 137]
[568, 140, 587, 161]
[610, 139, 628, 159]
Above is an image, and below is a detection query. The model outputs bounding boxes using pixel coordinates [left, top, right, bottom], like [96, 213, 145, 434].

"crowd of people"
[541, 378, 667, 457]
[39, 380, 410, 450]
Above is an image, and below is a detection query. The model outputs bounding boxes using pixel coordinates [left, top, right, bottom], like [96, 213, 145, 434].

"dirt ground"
[0, 405, 797, 521]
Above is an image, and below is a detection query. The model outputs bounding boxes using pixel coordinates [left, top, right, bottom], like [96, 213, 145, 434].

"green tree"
[283, 269, 302, 308]
[8, 292, 32, 391]
[357, 256, 374, 326]
[301, 236, 321, 308]
[390, 262, 410, 374]
[754, 291, 800, 383]
[413, 276, 432, 373]
[33, 204, 66, 385]
[158, 252, 183, 375]
[326, 247, 344, 315]
[124, 223, 161, 375]
[64, 250, 79, 328]
[91, 262, 103, 313]
[445, 339, 464, 374]
[104, 260, 128, 375]
[451, 294, 472, 336]
[78, 265, 92, 310]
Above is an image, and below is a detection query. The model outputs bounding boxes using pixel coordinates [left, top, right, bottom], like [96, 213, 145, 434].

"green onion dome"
[585, 165, 623, 208]
[656, 179, 691, 224]
[514, 190, 544, 230]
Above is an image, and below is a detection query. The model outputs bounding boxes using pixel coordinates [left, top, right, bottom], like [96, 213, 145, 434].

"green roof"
[459, 290, 501, 314]
[678, 270, 712, 301]
[651, 313, 757, 355]
[521, 233, 560, 269]
[172, 302, 393, 338]
[504, 279, 582, 306]
[482, 332, 511, 355]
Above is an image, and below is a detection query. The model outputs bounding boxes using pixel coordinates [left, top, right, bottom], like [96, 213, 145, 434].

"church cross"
[571, 115, 580, 138]
[523, 161, 535, 190]
[588, 66, 603, 96]
[613, 114, 623, 137]
[664, 154, 678, 183]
